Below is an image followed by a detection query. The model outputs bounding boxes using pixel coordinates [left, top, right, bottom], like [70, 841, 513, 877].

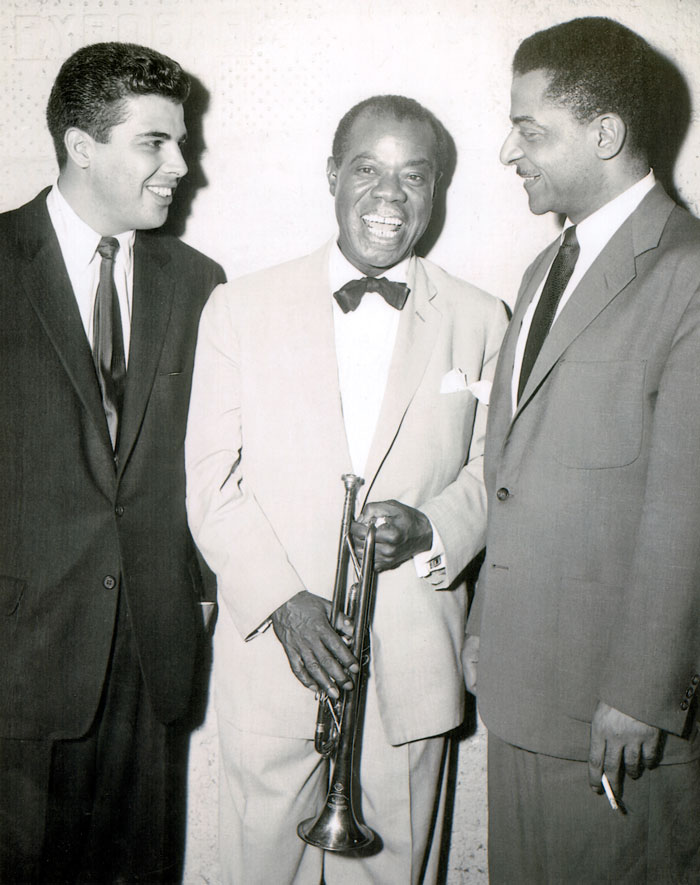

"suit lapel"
[359, 257, 440, 507]
[512, 184, 676, 421]
[116, 232, 174, 470]
[17, 194, 113, 452]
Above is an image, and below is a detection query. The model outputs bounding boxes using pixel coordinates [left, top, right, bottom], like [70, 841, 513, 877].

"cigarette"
[601, 773, 619, 811]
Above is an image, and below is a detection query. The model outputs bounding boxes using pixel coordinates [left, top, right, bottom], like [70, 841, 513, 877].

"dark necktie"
[92, 236, 126, 449]
[517, 225, 579, 401]
[333, 276, 410, 313]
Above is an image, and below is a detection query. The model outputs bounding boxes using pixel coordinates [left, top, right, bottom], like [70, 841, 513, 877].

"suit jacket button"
[687, 688, 695, 699]
[681, 700, 689, 711]
[693, 675, 700, 686]
[115, 505, 124, 517]
[496, 488, 510, 501]
[103, 575, 117, 590]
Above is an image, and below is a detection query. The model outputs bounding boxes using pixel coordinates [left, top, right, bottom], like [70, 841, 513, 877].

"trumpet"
[297, 473, 378, 853]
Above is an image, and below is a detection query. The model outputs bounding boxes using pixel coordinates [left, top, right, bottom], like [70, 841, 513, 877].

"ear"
[64, 127, 95, 170]
[326, 156, 338, 196]
[592, 114, 626, 160]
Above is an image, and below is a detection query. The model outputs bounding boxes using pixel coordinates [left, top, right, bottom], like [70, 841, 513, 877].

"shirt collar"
[47, 182, 135, 272]
[568, 169, 656, 253]
[328, 238, 412, 293]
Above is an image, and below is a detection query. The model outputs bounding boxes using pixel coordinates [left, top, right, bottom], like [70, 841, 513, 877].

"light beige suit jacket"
[186, 241, 506, 744]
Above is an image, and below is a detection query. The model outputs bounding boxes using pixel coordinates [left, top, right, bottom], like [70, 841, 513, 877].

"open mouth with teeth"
[362, 214, 404, 239]
[147, 185, 174, 199]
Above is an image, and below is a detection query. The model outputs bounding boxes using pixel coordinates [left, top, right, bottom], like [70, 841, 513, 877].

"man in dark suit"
[465, 17, 700, 883]
[0, 42, 224, 883]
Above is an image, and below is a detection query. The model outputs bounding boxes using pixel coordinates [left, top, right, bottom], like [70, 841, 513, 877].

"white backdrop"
[2, 1, 698, 881]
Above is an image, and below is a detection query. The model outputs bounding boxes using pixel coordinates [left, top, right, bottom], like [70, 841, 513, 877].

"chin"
[527, 198, 551, 216]
[142, 213, 170, 230]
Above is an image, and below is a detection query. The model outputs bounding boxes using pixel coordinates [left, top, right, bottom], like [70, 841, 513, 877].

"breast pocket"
[148, 370, 190, 446]
[551, 360, 645, 468]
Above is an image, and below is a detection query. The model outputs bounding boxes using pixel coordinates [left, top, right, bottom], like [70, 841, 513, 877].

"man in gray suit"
[465, 17, 700, 883]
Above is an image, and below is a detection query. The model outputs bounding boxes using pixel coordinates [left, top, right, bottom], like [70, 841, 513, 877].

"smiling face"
[500, 69, 606, 223]
[327, 111, 438, 276]
[72, 93, 188, 235]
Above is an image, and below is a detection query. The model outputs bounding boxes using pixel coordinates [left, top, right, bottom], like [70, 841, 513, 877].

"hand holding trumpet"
[351, 500, 433, 571]
[271, 498, 433, 700]
[270, 591, 359, 699]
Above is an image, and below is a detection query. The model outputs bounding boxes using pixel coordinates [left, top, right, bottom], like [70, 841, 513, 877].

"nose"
[371, 172, 407, 203]
[163, 142, 188, 179]
[499, 128, 523, 166]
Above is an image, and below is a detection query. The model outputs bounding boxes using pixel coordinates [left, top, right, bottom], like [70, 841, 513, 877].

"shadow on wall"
[416, 120, 458, 259]
[160, 74, 211, 239]
[650, 48, 692, 211]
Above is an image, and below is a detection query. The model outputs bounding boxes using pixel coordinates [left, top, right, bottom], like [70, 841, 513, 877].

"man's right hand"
[270, 590, 360, 699]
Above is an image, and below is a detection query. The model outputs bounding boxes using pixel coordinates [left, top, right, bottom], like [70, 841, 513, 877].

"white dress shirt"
[330, 244, 406, 477]
[512, 170, 656, 411]
[47, 184, 135, 364]
[329, 242, 444, 579]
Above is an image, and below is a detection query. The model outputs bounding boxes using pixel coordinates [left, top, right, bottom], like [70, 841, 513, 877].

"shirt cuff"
[245, 617, 273, 642]
[413, 522, 446, 580]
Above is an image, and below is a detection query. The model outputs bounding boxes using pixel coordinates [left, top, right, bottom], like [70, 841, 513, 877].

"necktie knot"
[97, 236, 119, 262]
[333, 276, 410, 313]
[561, 225, 578, 251]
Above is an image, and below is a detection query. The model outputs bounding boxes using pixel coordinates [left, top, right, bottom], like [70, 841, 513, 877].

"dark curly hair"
[331, 95, 449, 178]
[513, 17, 660, 159]
[47, 42, 190, 168]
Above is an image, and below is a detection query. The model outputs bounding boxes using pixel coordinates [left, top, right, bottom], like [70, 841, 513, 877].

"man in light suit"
[0, 43, 224, 882]
[464, 17, 700, 883]
[186, 95, 506, 884]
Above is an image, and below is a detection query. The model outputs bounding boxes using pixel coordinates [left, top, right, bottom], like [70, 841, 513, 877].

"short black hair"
[47, 42, 190, 168]
[332, 95, 449, 177]
[513, 17, 660, 158]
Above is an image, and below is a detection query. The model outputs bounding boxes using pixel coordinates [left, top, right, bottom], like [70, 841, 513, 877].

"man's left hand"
[351, 500, 433, 572]
[588, 700, 662, 799]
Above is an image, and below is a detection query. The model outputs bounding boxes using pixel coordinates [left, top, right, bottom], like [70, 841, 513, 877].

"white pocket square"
[467, 380, 492, 405]
[440, 368, 468, 393]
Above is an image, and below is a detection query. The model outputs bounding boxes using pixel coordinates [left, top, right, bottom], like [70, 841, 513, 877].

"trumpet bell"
[297, 780, 375, 852]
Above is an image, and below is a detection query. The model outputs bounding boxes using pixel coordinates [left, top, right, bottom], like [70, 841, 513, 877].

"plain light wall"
[2, 1, 698, 882]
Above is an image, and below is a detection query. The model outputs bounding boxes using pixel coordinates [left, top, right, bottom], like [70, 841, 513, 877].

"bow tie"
[333, 276, 410, 313]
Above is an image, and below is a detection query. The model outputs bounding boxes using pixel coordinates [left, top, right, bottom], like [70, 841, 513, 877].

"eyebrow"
[349, 153, 435, 168]
[136, 130, 188, 143]
[511, 115, 542, 126]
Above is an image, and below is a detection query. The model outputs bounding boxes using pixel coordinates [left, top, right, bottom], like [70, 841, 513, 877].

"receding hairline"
[336, 108, 441, 166]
